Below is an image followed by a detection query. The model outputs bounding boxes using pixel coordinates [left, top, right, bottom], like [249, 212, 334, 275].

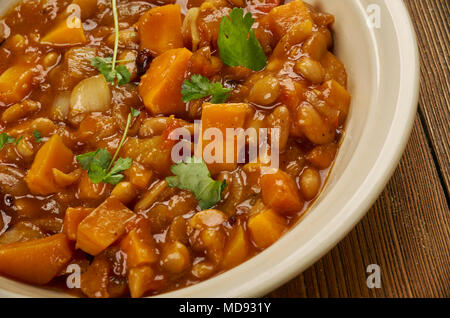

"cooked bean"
[161, 241, 191, 274]
[297, 103, 335, 144]
[1, 100, 40, 124]
[248, 75, 281, 105]
[294, 57, 325, 84]
[299, 167, 321, 200]
[267, 105, 290, 151]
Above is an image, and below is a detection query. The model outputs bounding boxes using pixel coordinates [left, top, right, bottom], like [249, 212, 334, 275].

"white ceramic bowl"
[0, 0, 419, 297]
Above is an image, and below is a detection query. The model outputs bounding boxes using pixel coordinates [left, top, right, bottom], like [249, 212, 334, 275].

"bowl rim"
[0, 0, 420, 298]
[158, 0, 420, 298]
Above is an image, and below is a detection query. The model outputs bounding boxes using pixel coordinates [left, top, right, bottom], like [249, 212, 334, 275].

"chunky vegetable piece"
[0, 65, 34, 106]
[260, 169, 304, 214]
[40, 17, 86, 46]
[25, 134, 74, 195]
[199, 102, 251, 175]
[0, 234, 73, 284]
[77, 198, 135, 255]
[138, 48, 192, 115]
[136, 4, 184, 56]
[0, 0, 350, 298]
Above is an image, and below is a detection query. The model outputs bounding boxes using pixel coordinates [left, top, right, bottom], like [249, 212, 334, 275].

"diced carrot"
[128, 265, 156, 298]
[0, 234, 73, 284]
[260, 169, 304, 214]
[25, 134, 74, 195]
[267, 0, 313, 39]
[320, 79, 351, 124]
[120, 218, 157, 268]
[247, 209, 287, 249]
[41, 16, 87, 46]
[76, 198, 136, 255]
[222, 223, 250, 269]
[80, 254, 110, 298]
[0, 65, 34, 106]
[125, 163, 153, 190]
[63, 207, 93, 241]
[53, 168, 81, 188]
[136, 4, 183, 56]
[199, 102, 251, 175]
[77, 170, 110, 200]
[138, 48, 192, 116]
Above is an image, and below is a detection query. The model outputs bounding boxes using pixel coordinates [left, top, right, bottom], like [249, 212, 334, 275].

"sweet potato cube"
[124, 162, 153, 189]
[128, 265, 156, 298]
[260, 169, 304, 214]
[248, 209, 287, 249]
[63, 207, 93, 241]
[138, 48, 192, 116]
[136, 4, 183, 55]
[320, 79, 351, 124]
[0, 65, 34, 106]
[0, 234, 73, 284]
[222, 223, 250, 269]
[267, 0, 313, 39]
[120, 219, 158, 268]
[199, 103, 251, 175]
[76, 198, 136, 255]
[41, 16, 87, 46]
[77, 170, 110, 200]
[25, 134, 74, 195]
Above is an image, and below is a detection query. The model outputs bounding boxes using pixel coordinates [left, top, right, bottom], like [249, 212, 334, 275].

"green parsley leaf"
[14, 136, 23, 145]
[115, 65, 131, 86]
[33, 130, 42, 143]
[166, 156, 227, 210]
[90, 1, 131, 86]
[130, 107, 141, 117]
[76, 107, 137, 185]
[0, 133, 16, 150]
[217, 8, 267, 71]
[181, 75, 232, 104]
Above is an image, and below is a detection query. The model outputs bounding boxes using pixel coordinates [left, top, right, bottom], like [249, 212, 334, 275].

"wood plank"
[403, 0, 450, 192]
[269, 116, 450, 297]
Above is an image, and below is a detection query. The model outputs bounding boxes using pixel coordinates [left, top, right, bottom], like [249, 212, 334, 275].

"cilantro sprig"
[181, 75, 231, 104]
[166, 156, 227, 210]
[33, 130, 42, 143]
[218, 8, 267, 71]
[0, 133, 17, 150]
[76, 107, 140, 185]
[90, 0, 131, 85]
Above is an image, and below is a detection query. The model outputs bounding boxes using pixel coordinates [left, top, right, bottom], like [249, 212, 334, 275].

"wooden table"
[269, 0, 449, 298]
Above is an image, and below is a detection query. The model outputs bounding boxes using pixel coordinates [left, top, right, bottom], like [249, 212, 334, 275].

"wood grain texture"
[268, 0, 450, 298]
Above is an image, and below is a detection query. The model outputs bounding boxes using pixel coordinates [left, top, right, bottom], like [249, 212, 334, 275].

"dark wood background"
[269, 0, 449, 297]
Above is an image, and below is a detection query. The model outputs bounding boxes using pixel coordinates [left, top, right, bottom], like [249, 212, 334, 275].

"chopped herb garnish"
[33, 130, 42, 143]
[90, 0, 131, 85]
[217, 8, 267, 71]
[181, 74, 231, 104]
[76, 107, 140, 184]
[0, 133, 17, 150]
[166, 156, 227, 210]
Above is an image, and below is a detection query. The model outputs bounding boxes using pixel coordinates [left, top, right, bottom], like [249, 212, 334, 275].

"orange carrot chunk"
[25, 134, 74, 195]
[267, 0, 313, 39]
[41, 16, 87, 46]
[199, 102, 251, 175]
[136, 4, 184, 56]
[138, 48, 192, 116]
[260, 169, 304, 214]
[63, 207, 94, 241]
[76, 198, 136, 255]
[222, 223, 250, 269]
[0, 234, 73, 284]
[247, 209, 287, 249]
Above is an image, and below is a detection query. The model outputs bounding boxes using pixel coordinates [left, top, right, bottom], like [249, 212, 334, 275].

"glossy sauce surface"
[0, 0, 350, 297]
